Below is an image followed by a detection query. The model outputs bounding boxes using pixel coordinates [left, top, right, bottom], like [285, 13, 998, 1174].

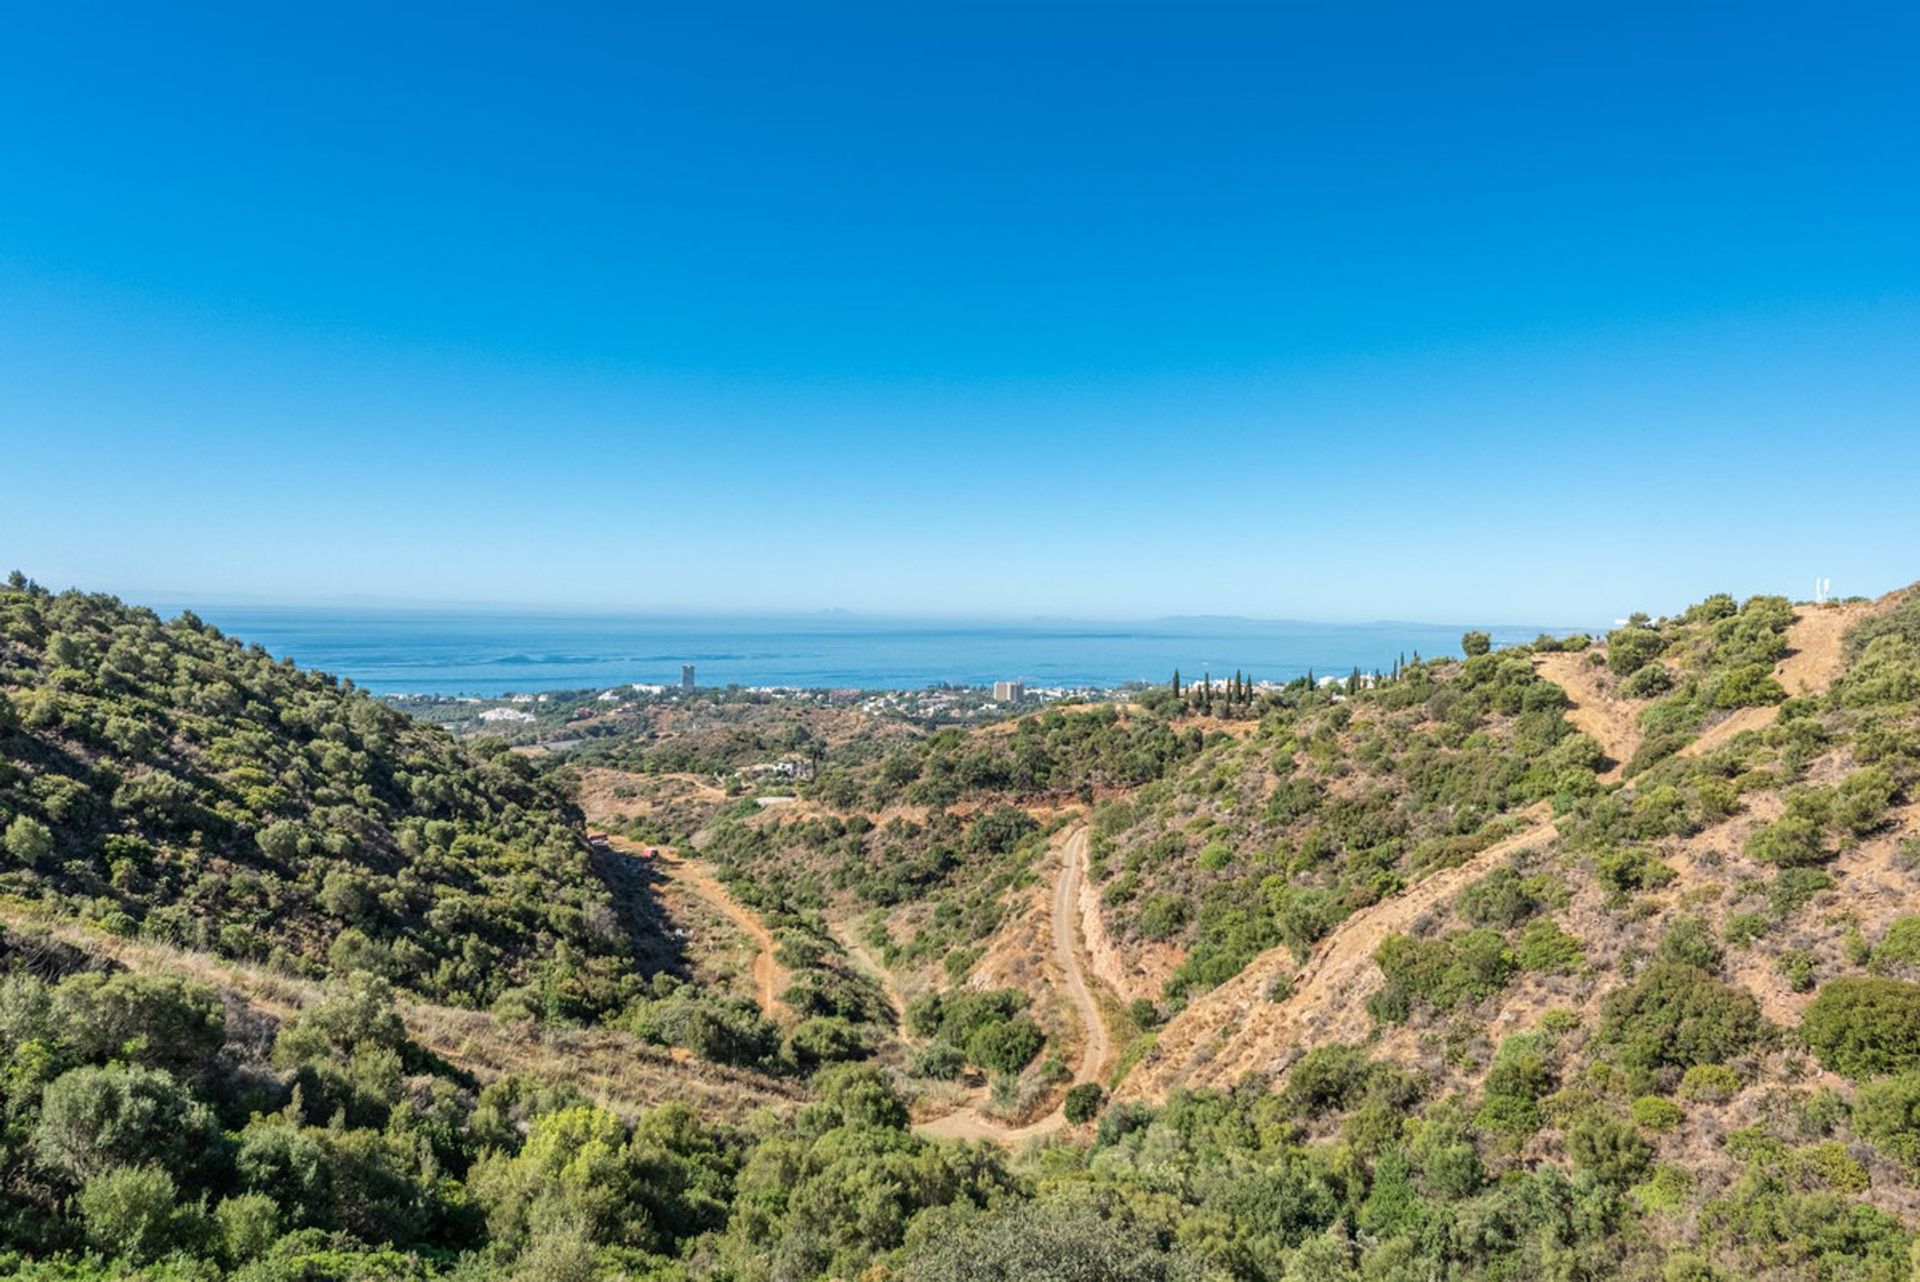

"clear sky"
[2, 3, 1916, 624]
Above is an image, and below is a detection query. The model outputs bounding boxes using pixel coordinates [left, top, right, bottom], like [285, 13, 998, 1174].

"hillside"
[0, 577, 640, 1018]
[10, 576, 1920, 1282]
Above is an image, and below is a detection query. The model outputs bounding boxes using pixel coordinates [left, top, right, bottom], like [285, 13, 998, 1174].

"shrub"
[966, 1018, 1045, 1075]
[1456, 867, 1544, 929]
[52, 971, 227, 1081]
[1711, 664, 1785, 709]
[1745, 815, 1827, 868]
[1461, 631, 1492, 658]
[1369, 929, 1515, 1023]
[912, 1042, 966, 1080]
[1621, 664, 1675, 699]
[1594, 847, 1676, 895]
[1801, 978, 1920, 1078]
[1875, 918, 1920, 974]
[901, 1197, 1202, 1282]
[215, 1192, 282, 1265]
[1656, 916, 1723, 971]
[1516, 919, 1584, 973]
[1285, 1044, 1373, 1116]
[1607, 628, 1668, 677]
[1568, 1110, 1651, 1188]
[1136, 894, 1191, 940]
[1063, 1083, 1105, 1125]
[1632, 1096, 1684, 1132]
[33, 1063, 219, 1183]
[1776, 949, 1817, 992]
[1676, 1064, 1741, 1104]
[1853, 1072, 1920, 1167]
[78, 1165, 193, 1263]
[1832, 766, 1897, 835]
[4, 814, 53, 865]
[1597, 963, 1763, 1079]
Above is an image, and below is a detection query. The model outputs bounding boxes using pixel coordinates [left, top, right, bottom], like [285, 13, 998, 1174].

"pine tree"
[1172, 669, 1182, 699]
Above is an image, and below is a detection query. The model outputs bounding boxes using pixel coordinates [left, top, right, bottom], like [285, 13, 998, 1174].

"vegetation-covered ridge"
[11, 578, 1920, 1282]
[0, 575, 639, 1019]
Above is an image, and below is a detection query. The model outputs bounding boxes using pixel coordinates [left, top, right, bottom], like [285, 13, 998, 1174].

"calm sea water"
[161, 606, 1585, 697]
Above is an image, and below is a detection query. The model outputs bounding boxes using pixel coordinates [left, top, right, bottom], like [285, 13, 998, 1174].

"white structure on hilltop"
[993, 679, 1026, 703]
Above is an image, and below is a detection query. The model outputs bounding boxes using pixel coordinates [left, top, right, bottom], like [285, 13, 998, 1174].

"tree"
[79, 1165, 197, 1263]
[5, 814, 53, 866]
[33, 1063, 219, 1183]
[1461, 631, 1492, 658]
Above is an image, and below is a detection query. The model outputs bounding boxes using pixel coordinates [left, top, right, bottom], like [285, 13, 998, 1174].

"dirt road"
[915, 826, 1111, 1143]
[1117, 803, 1559, 1103]
[607, 835, 791, 1021]
[1534, 652, 1639, 780]
[1678, 602, 1871, 762]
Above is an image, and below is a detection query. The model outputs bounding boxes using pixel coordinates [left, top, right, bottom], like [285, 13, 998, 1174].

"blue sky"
[2, 3, 1916, 624]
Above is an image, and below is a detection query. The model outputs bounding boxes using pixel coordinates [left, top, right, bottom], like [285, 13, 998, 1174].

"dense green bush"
[1802, 978, 1920, 1078]
[1063, 1083, 1105, 1125]
[1369, 929, 1514, 1023]
[1597, 963, 1763, 1080]
[1607, 628, 1668, 676]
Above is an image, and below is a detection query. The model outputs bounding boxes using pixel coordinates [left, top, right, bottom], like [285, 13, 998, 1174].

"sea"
[163, 606, 1589, 698]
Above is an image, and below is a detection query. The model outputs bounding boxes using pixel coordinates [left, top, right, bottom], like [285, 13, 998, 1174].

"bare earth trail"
[831, 922, 911, 1033]
[1118, 803, 1560, 1104]
[1534, 652, 1639, 780]
[1678, 602, 1872, 762]
[606, 835, 791, 1022]
[914, 826, 1112, 1143]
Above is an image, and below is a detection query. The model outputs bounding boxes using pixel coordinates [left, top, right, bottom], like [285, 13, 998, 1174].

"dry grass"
[0, 900, 802, 1123]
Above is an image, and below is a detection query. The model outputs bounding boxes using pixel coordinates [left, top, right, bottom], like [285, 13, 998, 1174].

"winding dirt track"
[1116, 803, 1560, 1103]
[1534, 652, 1639, 780]
[915, 826, 1111, 1143]
[1677, 602, 1870, 762]
[607, 835, 791, 1021]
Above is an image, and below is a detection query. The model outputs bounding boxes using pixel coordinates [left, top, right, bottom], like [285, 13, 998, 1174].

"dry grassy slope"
[0, 902, 802, 1121]
[1116, 598, 1887, 1109]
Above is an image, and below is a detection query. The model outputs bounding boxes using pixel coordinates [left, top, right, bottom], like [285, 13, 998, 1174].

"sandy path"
[608, 835, 791, 1021]
[1679, 602, 1870, 762]
[1117, 803, 1559, 1103]
[1534, 652, 1639, 780]
[915, 827, 1111, 1144]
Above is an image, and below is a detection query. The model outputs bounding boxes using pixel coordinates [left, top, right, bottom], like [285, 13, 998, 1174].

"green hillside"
[9, 577, 1920, 1282]
[0, 575, 636, 1019]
